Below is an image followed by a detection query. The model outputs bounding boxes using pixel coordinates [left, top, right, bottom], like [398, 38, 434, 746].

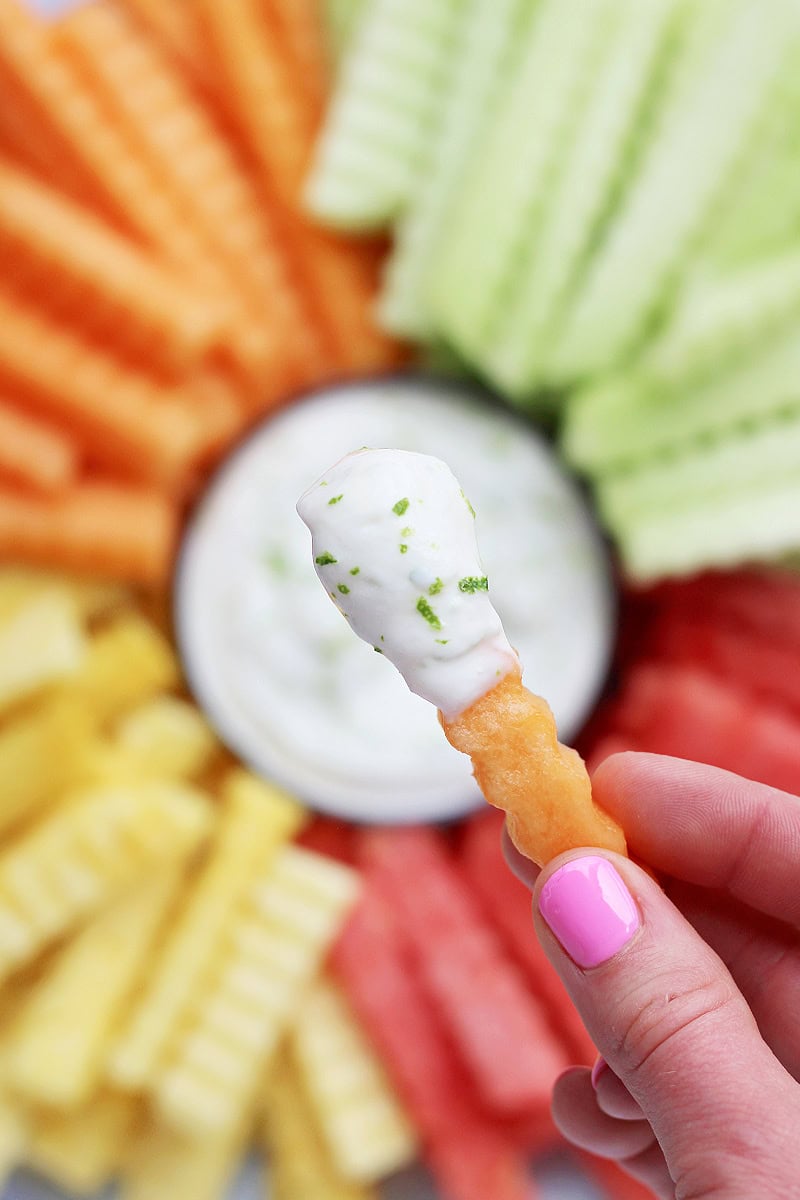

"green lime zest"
[337, 583, 350, 595]
[399, 544, 408, 554]
[416, 597, 442, 630]
[349, 566, 360, 576]
[461, 489, 476, 518]
[392, 497, 410, 516]
[458, 575, 488, 592]
[328, 494, 344, 505]
[315, 552, 337, 566]
[428, 577, 444, 595]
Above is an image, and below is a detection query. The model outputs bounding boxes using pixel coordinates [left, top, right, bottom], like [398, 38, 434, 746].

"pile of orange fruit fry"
[0, 0, 402, 587]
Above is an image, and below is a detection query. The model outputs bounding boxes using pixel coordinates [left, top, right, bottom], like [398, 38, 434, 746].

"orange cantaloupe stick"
[0, 399, 80, 493]
[55, 0, 327, 389]
[0, 0, 270, 383]
[442, 669, 627, 868]
[120, 0, 209, 89]
[195, 0, 402, 376]
[269, 0, 331, 122]
[0, 481, 176, 585]
[0, 286, 216, 488]
[0, 157, 234, 374]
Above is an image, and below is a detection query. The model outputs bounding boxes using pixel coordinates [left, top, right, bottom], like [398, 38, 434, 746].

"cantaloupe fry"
[63, 612, 178, 726]
[0, 781, 212, 984]
[0, 399, 79, 493]
[196, 0, 400, 375]
[0, 696, 92, 838]
[56, 0, 325, 387]
[0, 481, 177, 586]
[154, 847, 360, 1136]
[113, 698, 219, 782]
[7, 871, 183, 1108]
[110, 771, 305, 1091]
[120, 1105, 252, 1200]
[270, 0, 331, 120]
[121, 0, 209, 89]
[26, 1090, 136, 1194]
[0, 584, 85, 715]
[0, 157, 234, 374]
[291, 976, 417, 1182]
[263, 1046, 377, 1200]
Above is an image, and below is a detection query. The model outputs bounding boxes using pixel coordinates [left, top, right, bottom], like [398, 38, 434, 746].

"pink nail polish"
[538, 855, 640, 969]
[590, 1056, 608, 1090]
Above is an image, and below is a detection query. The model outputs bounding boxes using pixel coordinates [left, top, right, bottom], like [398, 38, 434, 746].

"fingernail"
[590, 1056, 608, 1090]
[538, 855, 640, 969]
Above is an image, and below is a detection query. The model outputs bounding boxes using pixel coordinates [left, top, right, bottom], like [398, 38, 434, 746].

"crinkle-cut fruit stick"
[562, 325, 800, 474]
[0, 567, 129, 625]
[56, 0, 325, 389]
[62, 612, 178, 728]
[120, 1106, 251, 1200]
[459, 809, 596, 1066]
[427, 0, 619, 364]
[642, 612, 800, 717]
[113, 698, 220, 782]
[0, 697, 91, 839]
[607, 662, 800, 797]
[330, 882, 533, 1200]
[153, 846, 360, 1136]
[443, 671, 626, 868]
[0, 289, 215, 489]
[121, 0, 210, 91]
[6, 870, 183, 1108]
[0, 780, 212, 985]
[488, 0, 681, 396]
[0, 158, 235, 375]
[109, 770, 306, 1091]
[550, 0, 799, 380]
[378, 0, 533, 340]
[26, 1090, 137, 1194]
[360, 828, 569, 1114]
[306, 0, 464, 231]
[264, 1046, 377, 1200]
[0, 1094, 26, 1186]
[635, 248, 800, 390]
[291, 975, 417, 1182]
[270, 0, 331, 120]
[0, 399, 79, 494]
[648, 568, 800, 649]
[194, 0, 400, 378]
[0, 583, 85, 716]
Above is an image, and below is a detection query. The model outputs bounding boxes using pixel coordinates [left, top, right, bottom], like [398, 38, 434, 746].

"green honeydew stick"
[305, 0, 464, 231]
[376, 0, 536, 340]
[487, 0, 681, 399]
[426, 0, 618, 363]
[549, 0, 800, 381]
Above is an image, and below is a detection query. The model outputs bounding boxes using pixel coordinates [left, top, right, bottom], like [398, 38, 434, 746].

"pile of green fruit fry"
[318, 0, 800, 581]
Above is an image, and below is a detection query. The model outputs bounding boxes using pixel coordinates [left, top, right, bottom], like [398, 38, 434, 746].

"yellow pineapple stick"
[0, 583, 85, 716]
[0, 568, 131, 623]
[26, 1090, 137, 1194]
[291, 975, 417, 1183]
[153, 846, 360, 1137]
[0, 1095, 26, 1186]
[0, 696, 92, 838]
[263, 1046, 377, 1200]
[0, 781, 213, 984]
[6, 870, 183, 1108]
[112, 697, 220, 782]
[109, 771, 305, 1091]
[120, 1105, 252, 1200]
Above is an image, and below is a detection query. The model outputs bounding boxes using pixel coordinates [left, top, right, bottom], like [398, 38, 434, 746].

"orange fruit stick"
[0, 399, 80, 493]
[0, 481, 176, 585]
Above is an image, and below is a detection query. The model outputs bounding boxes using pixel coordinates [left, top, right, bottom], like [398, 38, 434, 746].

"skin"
[504, 753, 800, 1200]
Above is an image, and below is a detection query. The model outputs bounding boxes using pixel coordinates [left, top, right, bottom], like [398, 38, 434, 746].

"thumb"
[533, 852, 800, 1197]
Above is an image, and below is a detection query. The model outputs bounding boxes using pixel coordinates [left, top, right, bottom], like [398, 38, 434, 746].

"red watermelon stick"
[646, 568, 800, 647]
[359, 827, 569, 1116]
[330, 875, 537, 1200]
[458, 810, 596, 1068]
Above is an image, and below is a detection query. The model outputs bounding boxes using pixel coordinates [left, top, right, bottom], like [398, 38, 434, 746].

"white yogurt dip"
[298, 449, 520, 719]
[175, 378, 614, 823]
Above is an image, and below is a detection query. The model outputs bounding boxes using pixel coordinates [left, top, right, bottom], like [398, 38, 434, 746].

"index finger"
[592, 753, 800, 927]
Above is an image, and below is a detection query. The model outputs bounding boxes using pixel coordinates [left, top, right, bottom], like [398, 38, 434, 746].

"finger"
[592, 753, 800, 925]
[670, 879, 800, 1082]
[551, 1067, 657, 1159]
[534, 850, 800, 1199]
[592, 1059, 645, 1121]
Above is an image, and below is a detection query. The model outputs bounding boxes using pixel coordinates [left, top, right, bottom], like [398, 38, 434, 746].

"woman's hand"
[505, 753, 800, 1199]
